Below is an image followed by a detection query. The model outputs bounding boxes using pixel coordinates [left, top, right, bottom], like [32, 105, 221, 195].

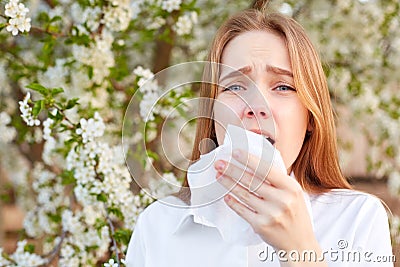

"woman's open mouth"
[248, 129, 275, 145]
[264, 136, 275, 145]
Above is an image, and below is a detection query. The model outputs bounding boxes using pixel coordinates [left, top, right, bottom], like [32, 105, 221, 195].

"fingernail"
[214, 161, 225, 171]
[233, 149, 241, 159]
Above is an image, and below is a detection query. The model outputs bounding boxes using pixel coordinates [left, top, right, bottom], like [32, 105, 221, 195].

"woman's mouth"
[248, 129, 275, 145]
[264, 136, 275, 145]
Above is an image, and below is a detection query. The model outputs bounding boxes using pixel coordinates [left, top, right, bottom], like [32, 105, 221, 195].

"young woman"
[125, 8, 393, 267]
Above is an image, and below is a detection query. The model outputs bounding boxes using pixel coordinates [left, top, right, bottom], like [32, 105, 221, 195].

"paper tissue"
[187, 124, 287, 246]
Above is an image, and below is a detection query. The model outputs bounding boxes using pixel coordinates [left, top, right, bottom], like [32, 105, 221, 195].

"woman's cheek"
[213, 98, 244, 144]
[277, 114, 308, 170]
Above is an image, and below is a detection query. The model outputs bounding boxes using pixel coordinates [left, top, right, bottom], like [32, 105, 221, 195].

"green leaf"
[65, 33, 91, 46]
[51, 87, 64, 96]
[50, 16, 62, 23]
[48, 213, 62, 223]
[94, 218, 107, 231]
[26, 83, 49, 96]
[32, 100, 44, 116]
[24, 243, 35, 253]
[66, 98, 79, 109]
[97, 193, 108, 203]
[0, 23, 7, 31]
[61, 170, 76, 185]
[37, 12, 50, 23]
[146, 150, 159, 161]
[48, 108, 63, 122]
[64, 138, 76, 147]
[54, 109, 64, 121]
[113, 228, 132, 245]
[43, 39, 55, 54]
[108, 206, 124, 220]
[88, 66, 94, 79]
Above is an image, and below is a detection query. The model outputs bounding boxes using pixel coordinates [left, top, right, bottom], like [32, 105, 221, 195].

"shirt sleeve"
[352, 196, 394, 266]
[125, 214, 146, 267]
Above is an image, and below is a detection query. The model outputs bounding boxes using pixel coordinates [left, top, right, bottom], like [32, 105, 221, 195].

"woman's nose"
[243, 105, 270, 119]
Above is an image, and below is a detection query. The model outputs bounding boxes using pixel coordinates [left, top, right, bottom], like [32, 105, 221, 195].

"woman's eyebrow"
[219, 66, 252, 83]
[266, 65, 293, 78]
[218, 64, 293, 83]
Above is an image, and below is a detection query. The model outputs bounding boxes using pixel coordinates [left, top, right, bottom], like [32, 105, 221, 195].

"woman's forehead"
[220, 30, 291, 76]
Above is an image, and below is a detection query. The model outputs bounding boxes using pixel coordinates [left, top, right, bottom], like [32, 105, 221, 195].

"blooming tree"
[0, 0, 399, 266]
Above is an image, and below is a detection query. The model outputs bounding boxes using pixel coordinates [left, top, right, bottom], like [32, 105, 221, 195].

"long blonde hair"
[180, 9, 351, 200]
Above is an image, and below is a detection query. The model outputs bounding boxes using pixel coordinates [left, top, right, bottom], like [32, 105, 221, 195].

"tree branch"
[41, 230, 67, 266]
[105, 205, 121, 266]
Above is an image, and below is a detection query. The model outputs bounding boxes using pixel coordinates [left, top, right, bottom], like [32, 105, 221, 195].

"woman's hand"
[214, 149, 327, 266]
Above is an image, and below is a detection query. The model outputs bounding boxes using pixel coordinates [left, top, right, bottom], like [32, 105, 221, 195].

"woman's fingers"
[214, 159, 281, 200]
[217, 174, 263, 212]
[223, 193, 258, 223]
[218, 175, 293, 233]
[230, 148, 294, 189]
[215, 159, 263, 192]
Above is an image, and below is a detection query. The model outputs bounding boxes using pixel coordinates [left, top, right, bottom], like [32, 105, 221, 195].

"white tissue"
[187, 124, 287, 246]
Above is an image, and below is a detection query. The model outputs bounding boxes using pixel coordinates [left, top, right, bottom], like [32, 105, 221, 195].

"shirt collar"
[172, 208, 195, 234]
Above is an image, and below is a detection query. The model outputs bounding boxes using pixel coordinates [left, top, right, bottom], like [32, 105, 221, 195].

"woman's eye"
[274, 85, 296, 92]
[223, 84, 245, 92]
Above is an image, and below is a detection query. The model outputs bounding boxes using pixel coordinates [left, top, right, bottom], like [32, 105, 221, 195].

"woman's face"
[214, 30, 309, 172]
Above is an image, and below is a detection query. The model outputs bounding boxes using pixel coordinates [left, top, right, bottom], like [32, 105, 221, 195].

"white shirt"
[125, 189, 394, 267]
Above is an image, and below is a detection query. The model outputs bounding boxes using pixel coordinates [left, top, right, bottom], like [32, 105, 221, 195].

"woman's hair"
[179, 9, 351, 200]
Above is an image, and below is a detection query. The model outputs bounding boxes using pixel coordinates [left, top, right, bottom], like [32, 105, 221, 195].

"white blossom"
[72, 31, 115, 85]
[70, 3, 85, 24]
[146, 16, 166, 30]
[82, 205, 103, 225]
[5, 0, 31, 36]
[42, 117, 54, 140]
[75, 112, 105, 143]
[71, 66, 94, 94]
[60, 244, 75, 259]
[59, 208, 110, 264]
[23, 210, 41, 237]
[19, 92, 41, 126]
[5, 0, 29, 18]
[140, 91, 159, 121]
[38, 59, 68, 89]
[70, 6, 102, 32]
[133, 66, 161, 121]
[9, 240, 47, 266]
[62, 210, 85, 234]
[102, 4, 132, 32]
[160, 0, 181, 12]
[104, 258, 119, 267]
[173, 12, 198, 36]
[23, 163, 67, 237]
[42, 135, 65, 166]
[133, 66, 154, 81]
[130, 0, 143, 19]
[0, 111, 17, 143]
[74, 184, 97, 205]
[148, 172, 180, 199]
